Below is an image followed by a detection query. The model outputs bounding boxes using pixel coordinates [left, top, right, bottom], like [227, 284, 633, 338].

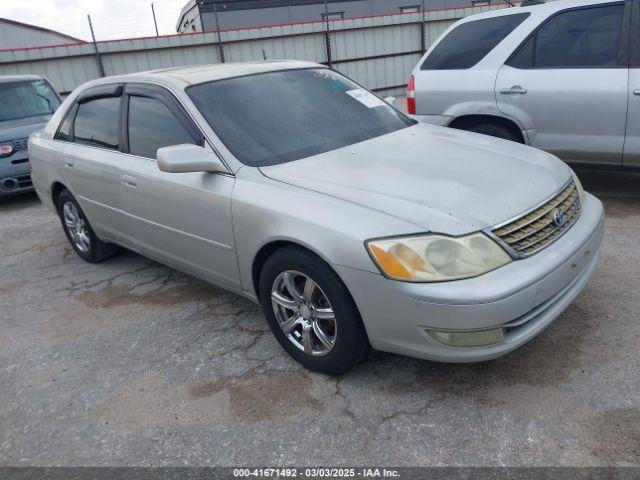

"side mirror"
[157, 144, 227, 174]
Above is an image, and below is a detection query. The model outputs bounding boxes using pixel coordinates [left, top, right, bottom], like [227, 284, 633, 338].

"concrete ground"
[0, 169, 638, 467]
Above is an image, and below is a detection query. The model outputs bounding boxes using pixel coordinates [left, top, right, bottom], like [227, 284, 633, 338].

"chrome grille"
[491, 180, 581, 257]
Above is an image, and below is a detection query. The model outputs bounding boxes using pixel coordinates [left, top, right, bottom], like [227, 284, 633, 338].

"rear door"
[623, 0, 640, 168]
[57, 84, 129, 242]
[118, 84, 240, 288]
[414, 12, 530, 116]
[495, 1, 630, 166]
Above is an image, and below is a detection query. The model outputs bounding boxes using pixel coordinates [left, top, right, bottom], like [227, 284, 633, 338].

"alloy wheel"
[62, 201, 91, 253]
[271, 270, 337, 356]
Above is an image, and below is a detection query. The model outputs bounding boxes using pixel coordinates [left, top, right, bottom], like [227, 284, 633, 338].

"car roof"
[459, 0, 621, 22]
[81, 60, 323, 91]
[0, 74, 44, 84]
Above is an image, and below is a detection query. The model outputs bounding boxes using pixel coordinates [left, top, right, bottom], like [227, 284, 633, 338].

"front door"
[495, 1, 630, 166]
[118, 84, 240, 289]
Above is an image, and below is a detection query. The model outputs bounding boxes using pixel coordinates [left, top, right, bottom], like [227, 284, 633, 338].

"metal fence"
[0, 3, 510, 96]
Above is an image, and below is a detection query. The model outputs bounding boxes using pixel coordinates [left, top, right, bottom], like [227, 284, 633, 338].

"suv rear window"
[421, 13, 530, 70]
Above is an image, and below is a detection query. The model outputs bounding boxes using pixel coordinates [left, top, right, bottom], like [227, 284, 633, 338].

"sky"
[3, 0, 189, 42]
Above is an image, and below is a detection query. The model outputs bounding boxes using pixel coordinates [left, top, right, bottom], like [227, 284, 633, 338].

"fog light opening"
[427, 328, 504, 347]
[3, 179, 17, 190]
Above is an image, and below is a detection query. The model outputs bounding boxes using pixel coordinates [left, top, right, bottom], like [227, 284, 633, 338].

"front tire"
[57, 189, 120, 263]
[259, 247, 369, 375]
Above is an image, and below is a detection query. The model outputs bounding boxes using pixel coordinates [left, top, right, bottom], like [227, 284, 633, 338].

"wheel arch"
[251, 239, 335, 302]
[51, 181, 68, 210]
[251, 238, 373, 349]
[447, 114, 528, 144]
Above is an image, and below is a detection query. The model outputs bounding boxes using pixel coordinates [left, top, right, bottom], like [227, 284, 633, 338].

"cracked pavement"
[0, 170, 639, 467]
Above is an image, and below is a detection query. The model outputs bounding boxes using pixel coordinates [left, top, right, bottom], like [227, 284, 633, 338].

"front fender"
[231, 168, 422, 297]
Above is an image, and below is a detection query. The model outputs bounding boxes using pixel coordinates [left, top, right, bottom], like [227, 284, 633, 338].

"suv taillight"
[406, 75, 416, 114]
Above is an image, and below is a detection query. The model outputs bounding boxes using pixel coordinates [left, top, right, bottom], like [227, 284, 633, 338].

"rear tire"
[259, 246, 369, 375]
[57, 189, 120, 263]
[463, 123, 521, 143]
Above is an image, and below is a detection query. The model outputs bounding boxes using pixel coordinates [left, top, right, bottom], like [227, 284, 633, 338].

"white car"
[408, 0, 640, 170]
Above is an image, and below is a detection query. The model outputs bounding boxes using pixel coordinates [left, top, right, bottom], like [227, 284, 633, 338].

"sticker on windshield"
[345, 89, 386, 108]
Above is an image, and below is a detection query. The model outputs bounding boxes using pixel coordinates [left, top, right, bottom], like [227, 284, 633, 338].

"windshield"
[187, 68, 414, 166]
[0, 79, 61, 122]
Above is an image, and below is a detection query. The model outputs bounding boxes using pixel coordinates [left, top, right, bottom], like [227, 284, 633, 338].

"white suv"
[408, 0, 640, 170]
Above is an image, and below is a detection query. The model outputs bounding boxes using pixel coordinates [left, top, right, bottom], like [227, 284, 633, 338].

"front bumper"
[337, 193, 605, 363]
[0, 151, 33, 195]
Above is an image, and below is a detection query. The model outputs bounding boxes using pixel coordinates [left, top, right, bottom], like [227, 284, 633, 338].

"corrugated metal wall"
[0, 3, 509, 96]
[0, 20, 81, 50]
[194, 0, 476, 31]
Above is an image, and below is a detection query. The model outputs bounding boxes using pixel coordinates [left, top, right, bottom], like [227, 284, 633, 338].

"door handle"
[122, 175, 137, 188]
[500, 86, 527, 95]
[634, 89, 640, 96]
[64, 162, 74, 169]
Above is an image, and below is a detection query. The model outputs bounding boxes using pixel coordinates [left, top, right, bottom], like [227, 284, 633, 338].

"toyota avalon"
[28, 61, 604, 374]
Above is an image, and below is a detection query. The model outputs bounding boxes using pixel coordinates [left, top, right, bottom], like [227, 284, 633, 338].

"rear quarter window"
[421, 13, 530, 70]
[54, 104, 77, 142]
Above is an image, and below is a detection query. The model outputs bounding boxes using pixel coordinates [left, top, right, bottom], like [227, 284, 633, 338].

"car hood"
[260, 123, 571, 235]
[0, 115, 51, 142]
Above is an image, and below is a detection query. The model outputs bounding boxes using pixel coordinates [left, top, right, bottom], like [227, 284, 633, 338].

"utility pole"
[87, 14, 105, 77]
[324, 0, 332, 68]
[212, 2, 226, 63]
[420, 0, 426, 52]
[151, 2, 159, 36]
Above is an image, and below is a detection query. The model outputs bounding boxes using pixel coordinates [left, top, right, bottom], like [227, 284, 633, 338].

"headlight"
[366, 232, 512, 282]
[0, 144, 13, 157]
[570, 169, 585, 203]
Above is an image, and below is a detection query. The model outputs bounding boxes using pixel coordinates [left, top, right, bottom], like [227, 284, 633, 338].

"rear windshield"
[186, 68, 414, 167]
[421, 13, 530, 70]
[0, 79, 60, 122]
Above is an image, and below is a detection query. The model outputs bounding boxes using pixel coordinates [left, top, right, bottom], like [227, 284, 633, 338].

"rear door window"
[508, 3, 625, 68]
[421, 13, 530, 70]
[73, 96, 121, 150]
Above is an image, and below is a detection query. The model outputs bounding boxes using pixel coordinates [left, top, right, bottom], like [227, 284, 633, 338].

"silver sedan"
[29, 61, 604, 374]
